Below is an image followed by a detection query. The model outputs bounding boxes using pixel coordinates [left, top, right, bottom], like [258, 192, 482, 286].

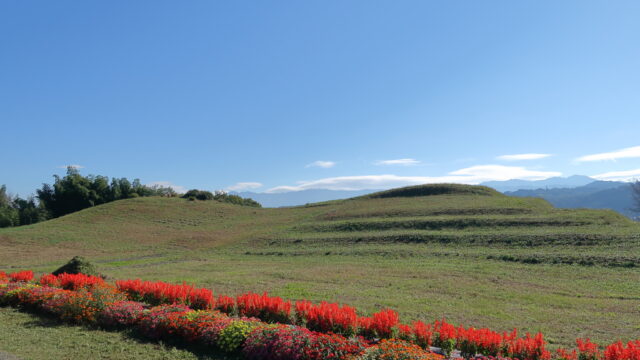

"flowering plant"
[8, 270, 34, 282]
[296, 300, 358, 336]
[355, 339, 443, 360]
[236, 292, 292, 324]
[98, 300, 146, 328]
[217, 319, 264, 352]
[137, 304, 191, 340]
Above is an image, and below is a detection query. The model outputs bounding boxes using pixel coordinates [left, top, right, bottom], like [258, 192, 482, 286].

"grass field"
[0, 307, 235, 360]
[1, 184, 639, 357]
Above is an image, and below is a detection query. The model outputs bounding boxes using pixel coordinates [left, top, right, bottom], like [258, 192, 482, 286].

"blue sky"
[2, 1, 640, 196]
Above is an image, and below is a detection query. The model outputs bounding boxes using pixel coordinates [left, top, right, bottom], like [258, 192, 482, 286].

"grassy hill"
[1, 183, 639, 349]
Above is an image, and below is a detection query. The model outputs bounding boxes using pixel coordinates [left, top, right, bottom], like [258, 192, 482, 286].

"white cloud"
[448, 165, 561, 180]
[306, 161, 336, 168]
[147, 181, 188, 194]
[58, 164, 84, 169]
[576, 145, 640, 162]
[226, 182, 263, 192]
[591, 168, 640, 182]
[375, 158, 421, 166]
[497, 153, 552, 161]
[266, 165, 561, 193]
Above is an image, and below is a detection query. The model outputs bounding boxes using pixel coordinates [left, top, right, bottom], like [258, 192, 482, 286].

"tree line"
[0, 167, 260, 228]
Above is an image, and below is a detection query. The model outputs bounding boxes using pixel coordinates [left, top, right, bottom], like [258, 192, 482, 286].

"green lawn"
[0, 307, 235, 360]
[1, 184, 639, 350]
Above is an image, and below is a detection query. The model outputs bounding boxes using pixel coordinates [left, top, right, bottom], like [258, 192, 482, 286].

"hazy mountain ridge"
[233, 176, 637, 220]
[504, 180, 636, 218]
[480, 175, 596, 192]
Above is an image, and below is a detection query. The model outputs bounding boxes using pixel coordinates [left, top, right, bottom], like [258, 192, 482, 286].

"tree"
[12, 196, 48, 225]
[36, 167, 181, 220]
[0, 186, 47, 227]
[182, 189, 214, 200]
[0, 185, 19, 227]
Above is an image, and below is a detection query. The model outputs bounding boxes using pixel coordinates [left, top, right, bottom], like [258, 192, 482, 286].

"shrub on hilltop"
[182, 189, 261, 208]
[52, 256, 101, 277]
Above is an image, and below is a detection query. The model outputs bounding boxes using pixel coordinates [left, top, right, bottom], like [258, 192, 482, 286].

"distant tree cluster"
[36, 167, 178, 219]
[0, 167, 262, 228]
[0, 167, 177, 228]
[0, 185, 48, 227]
[182, 189, 261, 208]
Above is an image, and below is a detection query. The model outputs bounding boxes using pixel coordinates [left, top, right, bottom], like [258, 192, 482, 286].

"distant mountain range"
[480, 175, 595, 192]
[235, 176, 638, 220]
[503, 180, 636, 218]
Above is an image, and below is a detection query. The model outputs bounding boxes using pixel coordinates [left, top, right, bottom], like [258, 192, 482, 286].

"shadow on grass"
[16, 309, 239, 360]
[123, 329, 239, 360]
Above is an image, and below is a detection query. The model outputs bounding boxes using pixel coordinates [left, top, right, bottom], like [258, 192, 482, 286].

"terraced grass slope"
[1, 184, 639, 348]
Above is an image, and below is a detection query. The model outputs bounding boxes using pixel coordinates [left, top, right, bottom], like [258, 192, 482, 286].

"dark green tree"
[36, 167, 182, 220]
[0, 185, 19, 227]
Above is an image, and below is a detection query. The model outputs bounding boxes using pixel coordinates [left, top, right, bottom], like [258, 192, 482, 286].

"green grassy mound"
[361, 183, 501, 199]
[1, 183, 639, 346]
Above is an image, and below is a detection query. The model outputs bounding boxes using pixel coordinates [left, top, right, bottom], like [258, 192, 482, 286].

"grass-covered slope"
[1, 183, 639, 347]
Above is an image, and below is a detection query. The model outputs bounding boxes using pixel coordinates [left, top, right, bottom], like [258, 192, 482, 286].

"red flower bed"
[217, 294, 235, 313]
[504, 331, 551, 360]
[16, 286, 66, 309]
[40, 273, 105, 290]
[1, 269, 639, 360]
[137, 304, 192, 340]
[9, 270, 33, 282]
[295, 300, 358, 336]
[359, 338, 445, 359]
[358, 308, 400, 339]
[604, 340, 640, 360]
[412, 320, 434, 348]
[98, 300, 146, 328]
[457, 326, 503, 357]
[236, 292, 292, 324]
[167, 310, 229, 343]
[242, 325, 367, 360]
[115, 279, 215, 310]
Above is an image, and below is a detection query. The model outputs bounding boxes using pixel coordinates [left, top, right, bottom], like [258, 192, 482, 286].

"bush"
[217, 319, 264, 352]
[181, 189, 261, 207]
[236, 292, 291, 324]
[42, 273, 105, 290]
[116, 279, 215, 310]
[182, 189, 215, 201]
[200, 316, 235, 346]
[355, 339, 443, 360]
[358, 309, 400, 339]
[216, 295, 235, 314]
[46, 284, 125, 324]
[305, 332, 368, 360]
[295, 300, 358, 336]
[0, 283, 39, 306]
[8, 270, 34, 282]
[242, 325, 367, 360]
[242, 325, 312, 360]
[137, 304, 191, 340]
[167, 310, 228, 343]
[16, 286, 66, 310]
[433, 319, 457, 357]
[52, 256, 100, 277]
[98, 300, 146, 328]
